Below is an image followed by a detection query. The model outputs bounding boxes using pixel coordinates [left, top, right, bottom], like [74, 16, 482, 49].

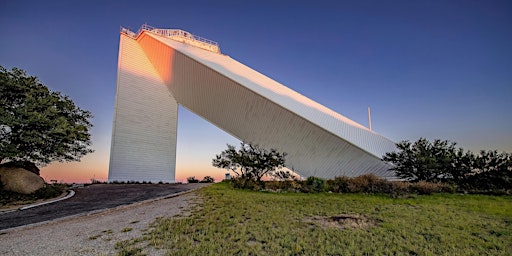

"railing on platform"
[121, 24, 220, 53]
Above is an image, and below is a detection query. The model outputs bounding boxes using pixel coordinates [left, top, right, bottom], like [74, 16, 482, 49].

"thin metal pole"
[368, 106, 372, 131]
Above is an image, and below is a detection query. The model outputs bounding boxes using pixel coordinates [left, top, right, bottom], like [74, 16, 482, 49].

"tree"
[0, 66, 93, 166]
[466, 150, 512, 190]
[382, 138, 464, 182]
[212, 142, 287, 183]
[383, 138, 512, 191]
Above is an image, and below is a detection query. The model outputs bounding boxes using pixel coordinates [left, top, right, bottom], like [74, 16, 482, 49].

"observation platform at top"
[120, 24, 221, 54]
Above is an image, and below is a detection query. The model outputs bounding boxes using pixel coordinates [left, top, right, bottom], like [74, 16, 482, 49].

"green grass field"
[118, 182, 512, 255]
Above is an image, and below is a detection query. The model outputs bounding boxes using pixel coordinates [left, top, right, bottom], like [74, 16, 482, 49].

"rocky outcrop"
[0, 167, 45, 194]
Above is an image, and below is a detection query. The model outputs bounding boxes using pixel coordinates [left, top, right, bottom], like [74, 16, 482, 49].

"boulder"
[0, 167, 45, 194]
[0, 161, 40, 175]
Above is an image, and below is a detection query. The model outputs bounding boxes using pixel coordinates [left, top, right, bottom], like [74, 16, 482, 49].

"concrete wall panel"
[108, 34, 177, 182]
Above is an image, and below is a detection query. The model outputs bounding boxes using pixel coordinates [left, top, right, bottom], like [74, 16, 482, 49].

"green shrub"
[388, 181, 411, 197]
[264, 180, 302, 192]
[326, 176, 351, 193]
[229, 177, 264, 190]
[229, 177, 244, 189]
[318, 175, 454, 196]
[33, 183, 67, 198]
[409, 181, 453, 195]
[228, 173, 462, 197]
[305, 176, 325, 192]
[347, 175, 369, 193]
[263, 180, 284, 191]
[349, 174, 389, 193]
[326, 175, 416, 196]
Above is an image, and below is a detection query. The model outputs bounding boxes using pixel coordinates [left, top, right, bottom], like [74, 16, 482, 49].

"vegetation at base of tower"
[383, 138, 512, 192]
[227, 174, 456, 195]
[212, 142, 287, 188]
[212, 139, 510, 194]
[0, 66, 94, 166]
[115, 183, 512, 255]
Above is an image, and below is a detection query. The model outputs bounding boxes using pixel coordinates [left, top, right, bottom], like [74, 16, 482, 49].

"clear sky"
[1, 0, 511, 183]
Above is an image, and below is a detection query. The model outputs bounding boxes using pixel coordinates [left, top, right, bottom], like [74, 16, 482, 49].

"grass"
[115, 240, 145, 256]
[118, 182, 512, 255]
[121, 227, 133, 233]
[103, 229, 114, 234]
[88, 234, 101, 240]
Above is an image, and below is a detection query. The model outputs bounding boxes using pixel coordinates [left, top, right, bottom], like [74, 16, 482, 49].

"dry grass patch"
[306, 213, 380, 230]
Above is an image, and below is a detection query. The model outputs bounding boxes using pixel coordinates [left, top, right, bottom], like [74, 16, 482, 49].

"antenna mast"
[368, 106, 372, 131]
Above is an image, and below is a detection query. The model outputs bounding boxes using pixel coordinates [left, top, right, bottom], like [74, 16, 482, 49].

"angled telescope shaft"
[109, 25, 396, 182]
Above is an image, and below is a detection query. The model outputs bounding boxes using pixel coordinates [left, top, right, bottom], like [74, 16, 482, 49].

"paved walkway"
[0, 183, 207, 231]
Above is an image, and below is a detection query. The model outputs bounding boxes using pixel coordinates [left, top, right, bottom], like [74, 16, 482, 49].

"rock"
[0, 161, 40, 175]
[0, 167, 45, 194]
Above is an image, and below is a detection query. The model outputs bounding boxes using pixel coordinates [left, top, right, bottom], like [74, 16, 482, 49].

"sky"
[1, 0, 511, 183]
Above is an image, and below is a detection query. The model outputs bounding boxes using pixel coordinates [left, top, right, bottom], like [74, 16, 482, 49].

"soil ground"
[0, 183, 206, 231]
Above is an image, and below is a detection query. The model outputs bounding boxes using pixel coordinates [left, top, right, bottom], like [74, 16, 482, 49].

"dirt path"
[0, 188, 204, 255]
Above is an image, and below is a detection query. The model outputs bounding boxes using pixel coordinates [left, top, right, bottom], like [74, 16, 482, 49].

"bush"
[226, 173, 467, 197]
[304, 176, 325, 192]
[200, 176, 215, 183]
[348, 174, 390, 193]
[229, 177, 264, 190]
[284, 174, 457, 196]
[187, 177, 199, 183]
[388, 181, 411, 197]
[326, 176, 351, 193]
[229, 177, 244, 189]
[32, 183, 67, 198]
[263, 180, 285, 191]
[264, 180, 303, 192]
[409, 181, 454, 195]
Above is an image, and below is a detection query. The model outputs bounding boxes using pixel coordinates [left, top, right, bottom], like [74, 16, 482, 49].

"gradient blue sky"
[1, 0, 511, 182]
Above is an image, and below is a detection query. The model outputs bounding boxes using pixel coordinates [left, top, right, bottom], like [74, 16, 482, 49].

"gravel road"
[0, 183, 205, 230]
[0, 183, 208, 255]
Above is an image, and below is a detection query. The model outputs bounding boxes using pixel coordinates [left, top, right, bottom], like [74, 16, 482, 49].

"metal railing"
[121, 24, 220, 53]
